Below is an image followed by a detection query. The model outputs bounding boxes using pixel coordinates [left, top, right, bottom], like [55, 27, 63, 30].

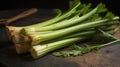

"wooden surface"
[0, 9, 120, 67]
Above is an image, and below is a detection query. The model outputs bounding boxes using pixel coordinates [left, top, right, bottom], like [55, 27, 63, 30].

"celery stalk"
[31, 37, 86, 59]
[30, 18, 119, 45]
[23, 4, 99, 32]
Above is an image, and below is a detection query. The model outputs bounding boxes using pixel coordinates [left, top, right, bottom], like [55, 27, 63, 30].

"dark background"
[0, 0, 119, 16]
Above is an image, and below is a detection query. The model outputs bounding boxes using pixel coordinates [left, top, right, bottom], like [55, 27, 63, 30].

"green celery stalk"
[23, 4, 99, 32]
[30, 37, 86, 59]
[29, 17, 119, 45]
[30, 28, 118, 58]
[6, 0, 81, 39]
[23, 0, 81, 28]
[16, 30, 95, 53]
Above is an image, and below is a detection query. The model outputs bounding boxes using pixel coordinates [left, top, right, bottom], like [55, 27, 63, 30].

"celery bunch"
[6, 0, 120, 59]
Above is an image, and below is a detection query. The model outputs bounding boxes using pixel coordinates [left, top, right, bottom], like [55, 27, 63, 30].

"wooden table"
[0, 9, 120, 67]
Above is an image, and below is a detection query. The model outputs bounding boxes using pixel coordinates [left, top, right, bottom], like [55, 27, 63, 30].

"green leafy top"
[53, 39, 120, 57]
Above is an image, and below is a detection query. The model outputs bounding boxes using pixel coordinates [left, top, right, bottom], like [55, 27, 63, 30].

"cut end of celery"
[30, 35, 43, 46]
[5, 26, 22, 40]
[15, 44, 30, 54]
[6, 26, 15, 40]
[30, 45, 48, 59]
[30, 47, 38, 59]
